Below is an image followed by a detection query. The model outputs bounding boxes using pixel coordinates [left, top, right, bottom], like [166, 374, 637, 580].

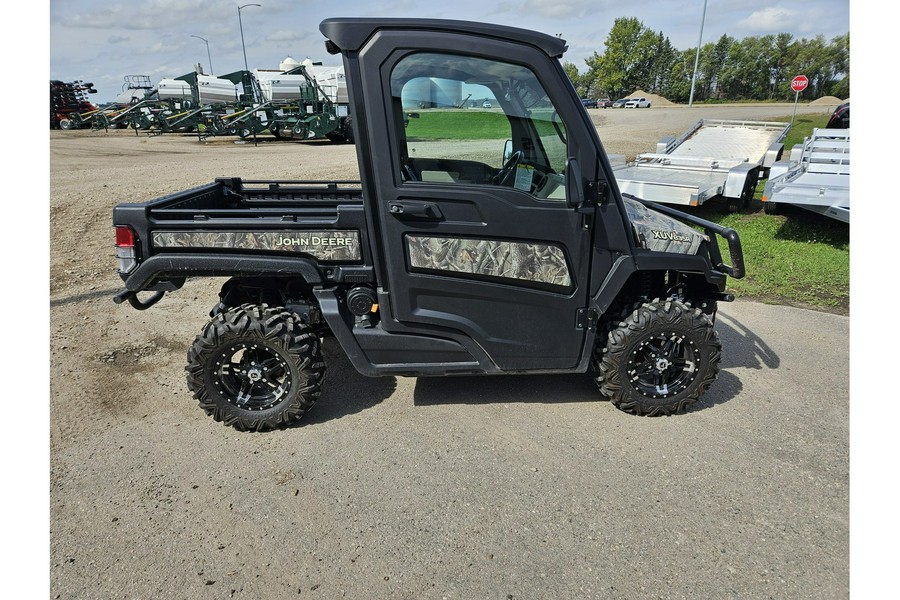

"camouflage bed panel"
[151, 230, 362, 262]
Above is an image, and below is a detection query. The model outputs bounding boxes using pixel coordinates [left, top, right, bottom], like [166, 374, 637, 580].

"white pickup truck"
[625, 97, 651, 108]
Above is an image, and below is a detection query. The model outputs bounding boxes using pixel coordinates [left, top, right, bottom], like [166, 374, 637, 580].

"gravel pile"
[628, 90, 674, 106]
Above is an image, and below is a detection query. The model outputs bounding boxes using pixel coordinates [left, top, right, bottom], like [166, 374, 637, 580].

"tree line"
[564, 17, 849, 103]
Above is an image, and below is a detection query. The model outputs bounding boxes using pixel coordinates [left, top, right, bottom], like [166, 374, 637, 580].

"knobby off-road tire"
[594, 299, 721, 416]
[186, 304, 325, 431]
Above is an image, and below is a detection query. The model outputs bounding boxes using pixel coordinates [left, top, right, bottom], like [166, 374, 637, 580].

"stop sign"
[791, 75, 809, 93]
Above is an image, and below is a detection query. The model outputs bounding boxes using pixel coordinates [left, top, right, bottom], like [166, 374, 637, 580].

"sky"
[49, 0, 851, 103]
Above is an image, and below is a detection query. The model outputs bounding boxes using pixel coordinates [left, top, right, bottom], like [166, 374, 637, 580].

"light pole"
[688, 0, 708, 107]
[238, 3, 261, 72]
[190, 35, 213, 75]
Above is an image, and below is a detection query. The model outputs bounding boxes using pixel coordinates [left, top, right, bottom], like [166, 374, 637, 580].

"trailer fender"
[724, 163, 760, 199]
[655, 135, 676, 154]
[762, 142, 784, 169]
[767, 160, 793, 183]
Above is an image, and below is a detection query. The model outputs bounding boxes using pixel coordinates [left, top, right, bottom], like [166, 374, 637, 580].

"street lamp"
[238, 3, 261, 72]
[688, 0, 708, 107]
[190, 34, 213, 75]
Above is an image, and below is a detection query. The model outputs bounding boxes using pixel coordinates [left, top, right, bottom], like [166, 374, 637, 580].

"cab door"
[354, 32, 603, 371]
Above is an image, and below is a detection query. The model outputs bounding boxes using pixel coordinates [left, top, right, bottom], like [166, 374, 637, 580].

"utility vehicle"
[113, 18, 745, 431]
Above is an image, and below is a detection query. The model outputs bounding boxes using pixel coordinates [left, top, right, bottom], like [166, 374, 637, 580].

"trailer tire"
[59, 119, 73, 130]
[593, 299, 720, 416]
[186, 304, 325, 431]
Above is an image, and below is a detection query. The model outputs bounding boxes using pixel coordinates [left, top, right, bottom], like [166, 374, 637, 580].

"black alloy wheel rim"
[214, 343, 292, 411]
[627, 332, 699, 399]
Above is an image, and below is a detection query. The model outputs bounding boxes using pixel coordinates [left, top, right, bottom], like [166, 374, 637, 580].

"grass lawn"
[405, 110, 511, 140]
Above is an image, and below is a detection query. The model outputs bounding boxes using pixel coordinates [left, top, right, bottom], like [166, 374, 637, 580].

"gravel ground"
[45, 103, 848, 599]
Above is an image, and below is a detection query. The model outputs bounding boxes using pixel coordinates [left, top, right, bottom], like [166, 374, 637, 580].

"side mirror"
[502, 139, 513, 163]
[565, 158, 584, 209]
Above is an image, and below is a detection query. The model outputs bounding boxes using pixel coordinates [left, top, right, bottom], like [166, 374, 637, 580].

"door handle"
[389, 201, 444, 220]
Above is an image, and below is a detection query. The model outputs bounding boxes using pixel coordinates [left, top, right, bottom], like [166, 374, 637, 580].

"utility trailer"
[612, 119, 790, 211]
[761, 128, 849, 223]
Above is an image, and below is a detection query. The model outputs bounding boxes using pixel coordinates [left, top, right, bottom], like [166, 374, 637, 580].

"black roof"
[319, 17, 568, 58]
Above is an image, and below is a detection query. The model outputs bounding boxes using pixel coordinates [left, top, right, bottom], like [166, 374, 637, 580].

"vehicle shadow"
[299, 337, 396, 426]
[683, 312, 781, 412]
[715, 312, 780, 370]
[410, 313, 778, 413]
[413, 371, 600, 407]
[771, 206, 849, 249]
[50, 287, 123, 308]
[305, 311, 779, 420]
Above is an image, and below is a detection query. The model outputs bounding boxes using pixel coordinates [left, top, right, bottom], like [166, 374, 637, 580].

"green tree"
[767, 33, 794, 99]
[578, 20, 848, 103]
[586, 17, 660, 99]
[647, 32, 678, 94]
[664, 49, 697, 103]
[562, 61, 585, 96]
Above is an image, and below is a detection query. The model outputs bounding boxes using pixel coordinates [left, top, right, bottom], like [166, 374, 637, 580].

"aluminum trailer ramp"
[613, 119, 790, 209]
[762, 128, 849, 223]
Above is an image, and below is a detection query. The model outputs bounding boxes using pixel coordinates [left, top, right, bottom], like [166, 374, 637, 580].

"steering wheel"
[492, 150, 524, 186]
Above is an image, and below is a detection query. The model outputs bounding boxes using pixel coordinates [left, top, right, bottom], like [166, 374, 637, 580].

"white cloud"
[520, 0, 605, 20]
[266, 30, 312, 43]
[739, 7, 799, 31]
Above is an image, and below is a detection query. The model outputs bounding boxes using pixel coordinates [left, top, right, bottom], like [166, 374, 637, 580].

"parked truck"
[112, 18, 745, 431]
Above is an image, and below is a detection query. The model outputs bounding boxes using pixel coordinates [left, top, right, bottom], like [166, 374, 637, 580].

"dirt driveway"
[47, 102, 847, 599]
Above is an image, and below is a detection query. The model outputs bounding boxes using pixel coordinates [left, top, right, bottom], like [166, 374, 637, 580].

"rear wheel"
[186, 304, 325, 431]
[594, 299, 720, 416]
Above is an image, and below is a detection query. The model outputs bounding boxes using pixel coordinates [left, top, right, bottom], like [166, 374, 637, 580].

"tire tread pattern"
[593, 298, 721, 416]
[185, 304, 325, 431]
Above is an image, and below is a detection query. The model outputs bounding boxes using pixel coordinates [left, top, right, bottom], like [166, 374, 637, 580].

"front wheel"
[594, 299, 721, 416]
[186, 305, 325, 431]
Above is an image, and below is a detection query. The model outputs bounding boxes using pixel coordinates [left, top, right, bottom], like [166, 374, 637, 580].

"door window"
[391, 52, 568, 200]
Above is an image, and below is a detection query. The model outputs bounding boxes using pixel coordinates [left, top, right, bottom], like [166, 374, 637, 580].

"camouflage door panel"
[406, 235, 571, 290]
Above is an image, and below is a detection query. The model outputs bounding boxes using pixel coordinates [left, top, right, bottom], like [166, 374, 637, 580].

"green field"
[405, 110, 511, 140]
